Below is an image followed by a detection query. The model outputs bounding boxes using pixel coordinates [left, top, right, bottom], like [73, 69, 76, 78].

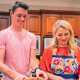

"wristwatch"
[35, 67, 42, 72]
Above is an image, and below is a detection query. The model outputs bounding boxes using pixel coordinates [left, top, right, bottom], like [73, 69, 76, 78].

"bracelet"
[35, 67, 42, 72]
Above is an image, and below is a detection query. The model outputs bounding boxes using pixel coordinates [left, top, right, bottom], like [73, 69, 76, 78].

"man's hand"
[13, 73, 27, 80]
[36, 69, 48, 80]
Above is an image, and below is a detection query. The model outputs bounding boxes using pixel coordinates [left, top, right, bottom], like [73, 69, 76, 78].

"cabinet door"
[62, 15, 78, 36]
[78, 15, 80, 38]
[0, 15, 10, 31]
[42, 14, 61, 36]
[24, 14, 41, 35]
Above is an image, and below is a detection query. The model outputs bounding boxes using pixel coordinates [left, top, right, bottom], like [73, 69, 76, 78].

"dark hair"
[12, 0, 29, 13]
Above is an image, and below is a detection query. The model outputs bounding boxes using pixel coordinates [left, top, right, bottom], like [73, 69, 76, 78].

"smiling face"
[55, 27, 70, 47]
[10, 7, 28, 28]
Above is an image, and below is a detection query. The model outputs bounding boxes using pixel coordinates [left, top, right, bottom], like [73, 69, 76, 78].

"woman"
[39, 20, 80, 80]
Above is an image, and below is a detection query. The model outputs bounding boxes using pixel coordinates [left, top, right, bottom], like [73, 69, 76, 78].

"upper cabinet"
[42, 14, 78, 37]
[42, 14, 61, 36]
[78, 15, 80, 38]
[40, 10, 80, 56]
[9, 10, 41, 35]
[24, 14, 41, 35]
[0, 15, 10, 31]
[62, 15, 78, 36]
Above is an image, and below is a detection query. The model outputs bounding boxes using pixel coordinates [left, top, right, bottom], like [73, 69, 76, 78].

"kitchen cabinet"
[78, 15, 80, 38]
[42, 14, 78, 37]
[42, 14, 61, 36]
[62, 15, 78, 36]
[40, 10, 80, 56]
[9, 9, 41, 35]
[0, 15, 10, 31]
[4, 10, 80, 56]
[24, 14, 41, 35]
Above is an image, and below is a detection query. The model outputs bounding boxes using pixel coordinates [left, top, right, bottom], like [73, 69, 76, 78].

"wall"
[0, 0, 80, 12]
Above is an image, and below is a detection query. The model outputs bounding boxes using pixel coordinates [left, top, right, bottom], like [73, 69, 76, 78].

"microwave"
[36, 35, 40, 55]
[43, 37, 54, 50]
[43, 37, 80, 50]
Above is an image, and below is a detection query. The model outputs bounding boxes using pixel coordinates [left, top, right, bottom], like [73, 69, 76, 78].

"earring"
[55, 44, 58, 48]
[55, 37, 58, 48]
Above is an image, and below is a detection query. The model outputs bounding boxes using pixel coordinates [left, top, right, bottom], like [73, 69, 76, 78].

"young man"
[0, 1, 47, 80]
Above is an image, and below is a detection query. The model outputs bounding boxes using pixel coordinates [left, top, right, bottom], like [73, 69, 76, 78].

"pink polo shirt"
[0, 26, 36, 80]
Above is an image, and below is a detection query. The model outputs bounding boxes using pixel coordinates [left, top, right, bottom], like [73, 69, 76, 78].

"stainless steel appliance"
[36, 35, 40, 55]
[43, 37, 80, 50]
[44, 37, 54, 49]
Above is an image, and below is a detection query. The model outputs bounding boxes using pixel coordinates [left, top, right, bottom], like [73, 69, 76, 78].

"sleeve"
[78, 65, 80, 77]
[39, 46, 53, 73]
[0, 31, 6, 49]
[74, 46, 80, 77]
[31, 34, 36, 50]
[77, 48, 80, 77]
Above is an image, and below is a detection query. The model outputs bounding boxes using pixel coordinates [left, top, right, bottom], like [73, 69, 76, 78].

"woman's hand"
[47, 72, 64, 80]
[48, 76, 64, 80]
[79, 77, 80, 80]
[57, 76, 64, 80]
[49, 75, 64, 80]
[36, 69, 48, 80]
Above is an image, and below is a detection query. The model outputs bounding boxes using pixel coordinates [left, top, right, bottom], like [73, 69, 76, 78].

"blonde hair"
[51, 20, 75, 51]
